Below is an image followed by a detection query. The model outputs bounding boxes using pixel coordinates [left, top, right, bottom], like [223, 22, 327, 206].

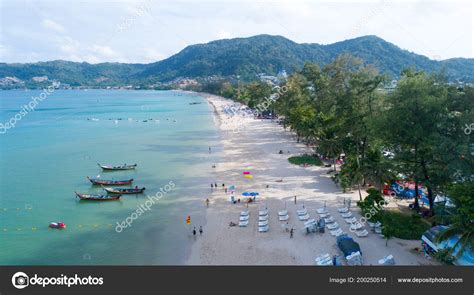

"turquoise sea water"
[0, 90, 219, 265]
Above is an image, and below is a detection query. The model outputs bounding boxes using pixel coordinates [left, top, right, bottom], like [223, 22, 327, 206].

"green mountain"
[1, 35, 472, 88]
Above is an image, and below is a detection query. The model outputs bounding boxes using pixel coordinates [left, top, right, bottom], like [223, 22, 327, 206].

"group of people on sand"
[192, 226, 203, 236]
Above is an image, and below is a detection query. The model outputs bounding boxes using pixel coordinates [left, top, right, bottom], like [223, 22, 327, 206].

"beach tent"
[434, 195, 455, 208]
[422, 226, 473, 266]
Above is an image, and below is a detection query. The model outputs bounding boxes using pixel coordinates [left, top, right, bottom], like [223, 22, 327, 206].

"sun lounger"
[356, 229, 369, 237]
[258, 225, 269, 232]
[367, 221, 376, 228]
[278, 210, 288, 216]
[304, 219, 317, 227]
[259, 215, 269, 221]
[324, 216, 335, 223]
[297, 208, 308, 216]
[344, 217, 357, 224]
[314, 253, 331, 263]
[240, 211, 249, 216]
[278, 214, 289, 221]
[239, 220, 248, 227]
[337, 207, 349, 213]
[350, 223, 364, 231]
[341, 212, 352, 218]
[330, 228, 345, 237]
[259, 209, 268, 216]
[375, 226, 383, 234]
[258, 220, 269, 226]
[298, 213, 310, 221]
[316, 208, 328, 214]
[319, 213, 330, 218]
[239, 215, 249, 221]
[315, 253, 333, 266]
[378, 254, 395, 265]
[327, 222, 339, 230]
[346, 251, 363, 266]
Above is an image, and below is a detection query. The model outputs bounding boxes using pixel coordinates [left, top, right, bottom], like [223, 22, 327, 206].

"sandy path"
[186, 93, 436, 266]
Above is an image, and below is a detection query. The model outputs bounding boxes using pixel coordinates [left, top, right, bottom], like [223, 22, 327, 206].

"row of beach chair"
[258, 209, 269, 232]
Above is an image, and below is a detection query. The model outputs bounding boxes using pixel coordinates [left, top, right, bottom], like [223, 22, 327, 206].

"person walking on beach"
[193, 227, 197, 236]
[211, 183, 214, 189]
[199, 226, 203, 235]
[206, 198, 209, 207]
[294, 195, 297, 204]
[225, 188, 228, 194]
[209, 146, 211, 153]
[290, 227, 294, 239]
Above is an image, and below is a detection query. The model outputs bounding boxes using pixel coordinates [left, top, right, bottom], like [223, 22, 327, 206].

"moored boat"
[97, 163, 137, 171]
[75, 192, 121, 201]
[103, 187, 146, 194]
[87, 177, 134, 186]
[49, 222, 66, 229]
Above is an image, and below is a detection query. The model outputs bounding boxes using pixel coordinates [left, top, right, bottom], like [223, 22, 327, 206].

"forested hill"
[1, 35, 473, 87]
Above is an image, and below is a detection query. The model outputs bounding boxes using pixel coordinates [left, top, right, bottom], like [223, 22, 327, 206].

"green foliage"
[357, 188, 385, 222]
[381, 212, 430, 240]
[288, 155, 322, 166]
[436, 181, 474, 257]
[1, 35, 473, 89]
[433, 248, 455, 265]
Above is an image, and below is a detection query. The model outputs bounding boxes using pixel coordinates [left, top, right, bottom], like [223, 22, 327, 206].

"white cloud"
[90, 45, 119, 58]
[216, 30, 232, 39]
[41, 19, 66, 33]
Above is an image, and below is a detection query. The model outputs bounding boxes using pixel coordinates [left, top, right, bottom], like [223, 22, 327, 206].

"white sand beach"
[186, 93, 437, 266]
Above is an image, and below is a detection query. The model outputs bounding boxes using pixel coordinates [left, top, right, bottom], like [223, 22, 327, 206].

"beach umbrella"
[244, 174, 253, 179]
[243, 171, 251, 175]
[242, 192, 251, 196]
[249, 192, 259, 196]
[229, 185, 236, 191]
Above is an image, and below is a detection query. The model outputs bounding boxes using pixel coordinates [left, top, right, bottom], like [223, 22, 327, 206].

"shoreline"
[184, 91, 436, 266]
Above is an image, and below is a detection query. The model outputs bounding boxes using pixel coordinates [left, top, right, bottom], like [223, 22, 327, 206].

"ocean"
[0, 89, 220, 265]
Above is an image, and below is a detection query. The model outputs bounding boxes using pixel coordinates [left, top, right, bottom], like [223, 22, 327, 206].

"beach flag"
[186, 216, 191, 225]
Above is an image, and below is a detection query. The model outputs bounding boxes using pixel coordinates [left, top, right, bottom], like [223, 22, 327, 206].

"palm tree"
[436, 181, 474, 258]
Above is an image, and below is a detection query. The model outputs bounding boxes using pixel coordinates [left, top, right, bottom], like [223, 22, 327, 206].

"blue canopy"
[242, 192, 259, 196]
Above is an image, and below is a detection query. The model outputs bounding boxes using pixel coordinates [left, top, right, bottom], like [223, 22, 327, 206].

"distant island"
[1, 34, 473, 90]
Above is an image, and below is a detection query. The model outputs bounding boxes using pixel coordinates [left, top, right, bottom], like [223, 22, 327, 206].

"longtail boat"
[75, 192, 121, 201]
[103, 187, 146, 194]
[87, 176, 134, 186]
[97, 163, 137, 171]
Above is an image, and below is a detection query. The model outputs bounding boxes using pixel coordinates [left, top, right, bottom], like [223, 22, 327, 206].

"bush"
[381, 211, 430, 240]
[288, 155, 322, 166]
[357, 188, 385, 222]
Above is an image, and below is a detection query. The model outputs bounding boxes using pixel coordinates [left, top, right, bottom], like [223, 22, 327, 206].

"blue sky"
[0, 0, 472, 63]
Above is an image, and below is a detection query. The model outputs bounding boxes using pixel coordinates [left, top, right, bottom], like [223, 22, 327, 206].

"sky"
[0, 0, 472, 64]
